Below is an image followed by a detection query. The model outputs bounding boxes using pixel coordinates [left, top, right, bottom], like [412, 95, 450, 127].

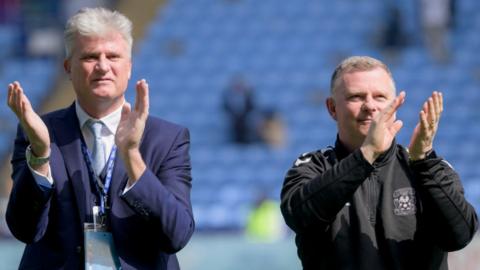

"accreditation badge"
[84, 207, 121, 269]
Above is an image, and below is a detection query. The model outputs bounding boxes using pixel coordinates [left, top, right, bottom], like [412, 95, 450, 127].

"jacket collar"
[334, 135, 397, 167]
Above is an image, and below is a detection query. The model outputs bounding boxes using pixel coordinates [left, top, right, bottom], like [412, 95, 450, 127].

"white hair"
[64, 7, 133, 58]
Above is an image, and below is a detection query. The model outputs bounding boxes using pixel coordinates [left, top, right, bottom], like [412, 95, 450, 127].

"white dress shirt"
[76, 101, 121, 164]
[28, 102, 135, 192]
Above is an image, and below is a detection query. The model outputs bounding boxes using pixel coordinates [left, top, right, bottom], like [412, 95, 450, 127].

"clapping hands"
[408, 91, 443, 160]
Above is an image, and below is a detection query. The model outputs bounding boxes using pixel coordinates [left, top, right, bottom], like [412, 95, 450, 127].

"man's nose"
[362, 97, 376, 112]
[95, 56, 110, 72]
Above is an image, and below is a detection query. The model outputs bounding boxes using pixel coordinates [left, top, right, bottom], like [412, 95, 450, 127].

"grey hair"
[64, 7, 133, 59]
[330, 56, 396, 95]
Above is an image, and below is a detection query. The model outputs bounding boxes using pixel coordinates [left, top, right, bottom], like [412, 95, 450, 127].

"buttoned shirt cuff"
[122, 180, 139, 195]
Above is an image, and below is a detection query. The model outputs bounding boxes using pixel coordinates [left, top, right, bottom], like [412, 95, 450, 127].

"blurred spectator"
[26, 28, 63, 58]
[448, 0, 457, 29]
[222, 75, 257, 144]
[258, 109, 286, 149]
[420, 0, 451, 63]
[16, 0, 63, 58]
[378, 4, 406, 62]
[246, 194, 285, 242]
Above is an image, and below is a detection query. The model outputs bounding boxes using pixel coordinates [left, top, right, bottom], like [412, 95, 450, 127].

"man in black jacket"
[280, 56, 478, 269]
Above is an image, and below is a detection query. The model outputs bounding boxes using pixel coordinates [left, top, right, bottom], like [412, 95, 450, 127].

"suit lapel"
[52, 104, 89, 225]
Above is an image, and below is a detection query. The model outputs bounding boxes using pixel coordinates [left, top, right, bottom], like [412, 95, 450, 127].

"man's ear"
[63, 59, 71, 75]
[127, 59, 132, 79]
[326, 97, 337, 120]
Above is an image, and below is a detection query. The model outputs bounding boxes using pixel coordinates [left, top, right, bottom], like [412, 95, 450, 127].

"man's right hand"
[360, 91, 406, 164]
[7, 81, 50, 171]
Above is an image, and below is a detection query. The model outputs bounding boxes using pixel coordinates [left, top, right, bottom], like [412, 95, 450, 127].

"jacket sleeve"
[411, 152, 479, 251]
[280, 149, 374, 233]
[6, 125, 53, 243]
[121, 127, 194, 253]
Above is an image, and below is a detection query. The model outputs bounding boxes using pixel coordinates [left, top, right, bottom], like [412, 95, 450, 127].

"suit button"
[76, 246, 82, 253]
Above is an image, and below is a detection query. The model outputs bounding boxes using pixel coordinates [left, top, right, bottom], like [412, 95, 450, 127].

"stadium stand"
[0, 1, 478, 269]
[0, 0, 478, 233]
[123, 0, 480, 231]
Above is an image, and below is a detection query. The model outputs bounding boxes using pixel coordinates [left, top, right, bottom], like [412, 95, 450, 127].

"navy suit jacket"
[6, 103, 195, 269]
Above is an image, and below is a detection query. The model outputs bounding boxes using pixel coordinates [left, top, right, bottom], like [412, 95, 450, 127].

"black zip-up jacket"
[281, 139, 478, 270]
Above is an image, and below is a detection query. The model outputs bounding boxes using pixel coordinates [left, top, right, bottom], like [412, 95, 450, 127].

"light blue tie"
[86, 120, 106, 175]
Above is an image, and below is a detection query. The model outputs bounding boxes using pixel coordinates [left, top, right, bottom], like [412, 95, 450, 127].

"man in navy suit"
[6, 7, 194, 269]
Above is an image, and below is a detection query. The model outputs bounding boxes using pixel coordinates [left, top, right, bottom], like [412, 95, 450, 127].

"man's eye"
[82, 55, 97, 61]
[108, 55, 121, 60]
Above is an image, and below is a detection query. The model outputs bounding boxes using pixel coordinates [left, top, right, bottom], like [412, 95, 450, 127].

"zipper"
[368, 173, 378, 224]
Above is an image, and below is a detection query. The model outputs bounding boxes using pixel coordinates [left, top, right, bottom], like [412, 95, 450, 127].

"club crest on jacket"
[393, 187, 416, 216]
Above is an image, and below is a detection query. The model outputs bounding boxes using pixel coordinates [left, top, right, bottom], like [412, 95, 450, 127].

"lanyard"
[81, 141, 117, 216]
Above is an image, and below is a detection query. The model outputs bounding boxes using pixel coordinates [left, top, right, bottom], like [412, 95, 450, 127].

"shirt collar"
[75, 101, 123, 135]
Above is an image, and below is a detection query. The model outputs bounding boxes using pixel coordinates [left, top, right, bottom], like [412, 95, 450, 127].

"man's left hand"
[116, 79, 149, 183]
[408, 91, 443, 161]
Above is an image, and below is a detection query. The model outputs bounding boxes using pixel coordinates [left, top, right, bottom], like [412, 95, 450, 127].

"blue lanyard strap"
[81, 142, 117, 215]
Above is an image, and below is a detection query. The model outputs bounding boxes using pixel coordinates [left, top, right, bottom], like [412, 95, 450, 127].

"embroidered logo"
[393, 187, 416, 216]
